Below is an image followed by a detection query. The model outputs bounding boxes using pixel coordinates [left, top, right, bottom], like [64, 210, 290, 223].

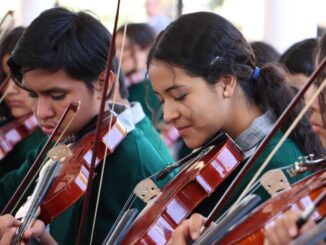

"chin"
[183, 139, 203, 150]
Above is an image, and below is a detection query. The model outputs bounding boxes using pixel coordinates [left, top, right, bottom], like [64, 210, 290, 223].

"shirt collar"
[129, 102, 146, 125]
[235, 110, 275, 158]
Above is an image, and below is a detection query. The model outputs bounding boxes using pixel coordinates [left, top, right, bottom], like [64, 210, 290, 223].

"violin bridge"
[46, 144, 72, 161]
[260, 169, 291, 197]
[134, 178, 161, 204]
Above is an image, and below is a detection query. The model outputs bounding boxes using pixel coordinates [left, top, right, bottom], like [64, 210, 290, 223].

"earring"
[223, 91, 230, 97]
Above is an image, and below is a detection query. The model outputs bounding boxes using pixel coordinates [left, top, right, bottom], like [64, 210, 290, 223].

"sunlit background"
[1, 0, 326, 53]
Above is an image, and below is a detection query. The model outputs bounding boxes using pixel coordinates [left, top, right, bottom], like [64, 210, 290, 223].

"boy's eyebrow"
[21, 85, 67, 94]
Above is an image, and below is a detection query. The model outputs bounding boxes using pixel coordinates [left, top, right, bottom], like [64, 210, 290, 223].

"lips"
[176, 126, 191, 136]
[311, 123, 326, 133]
[40, 123, 57, 135]
[6, 100, 24, 107]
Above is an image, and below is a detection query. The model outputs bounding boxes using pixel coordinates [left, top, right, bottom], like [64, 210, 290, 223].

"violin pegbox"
[46, 144, 73, 162]
[260, 169, 291, 197]
[134, 178, 161, 204]
[287, 154, 314, 177]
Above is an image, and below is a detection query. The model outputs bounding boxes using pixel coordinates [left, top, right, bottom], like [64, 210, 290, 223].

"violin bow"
[0, 10, 13, 29]
[76, 1, 122, 244]
[1, 102, 79, 215]
[88, 4, 131, 244]
[0, 10, 14, 42]
[203, 57, 326, 227]
[235, 77, 326, 204]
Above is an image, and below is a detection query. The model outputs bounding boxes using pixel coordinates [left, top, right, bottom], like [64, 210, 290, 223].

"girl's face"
[116, 33, 141, 75]
[310, 85, 326, 147]
[115, 33, 148, 75]
[3, 79, 32, 119]
[149, 61, 232, 149]
[2, 54, 32, 118]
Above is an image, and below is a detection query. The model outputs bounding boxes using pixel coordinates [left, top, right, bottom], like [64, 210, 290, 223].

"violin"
[203, 170, 326, 244]
[0, 113, 39, 160]
[119, 133, 243, 245]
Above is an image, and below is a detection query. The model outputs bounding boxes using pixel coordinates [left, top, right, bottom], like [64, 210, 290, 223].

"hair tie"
[251, 66, 260, 80]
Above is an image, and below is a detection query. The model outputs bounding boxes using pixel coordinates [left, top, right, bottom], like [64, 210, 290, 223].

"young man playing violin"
[0, 27, 45, 177]
[0, 7, 172, 244]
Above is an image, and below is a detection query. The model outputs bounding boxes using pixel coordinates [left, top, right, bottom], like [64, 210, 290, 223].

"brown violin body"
[217, 170, 326, 244]
[121, 135, 243, 245]
[39, 115, 127, 224]
[0, 113, 38, 160]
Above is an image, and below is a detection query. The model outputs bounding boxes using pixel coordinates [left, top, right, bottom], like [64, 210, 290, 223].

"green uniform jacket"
[196, 130, 309, 217]
[0, 128, 172, 244]
[0, 128, 45, 178]
[128, 79, 162, 121]
[136, 115, 173, 164]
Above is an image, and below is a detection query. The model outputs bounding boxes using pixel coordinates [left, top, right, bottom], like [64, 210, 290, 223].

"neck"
[225, 104, 262, 140]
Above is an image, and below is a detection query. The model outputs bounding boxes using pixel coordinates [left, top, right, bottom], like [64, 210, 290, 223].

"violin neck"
[12, 159, 60, 244]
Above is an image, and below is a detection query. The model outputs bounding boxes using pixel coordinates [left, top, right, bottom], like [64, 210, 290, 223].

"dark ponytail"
[148, 11, 324, 156]
[255, 64, 324, 156]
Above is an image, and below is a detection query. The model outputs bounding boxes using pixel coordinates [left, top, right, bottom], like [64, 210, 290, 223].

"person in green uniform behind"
[108, 70, 173, 163]
[0, 8, 172, 244]
[144, 12, 324, 244]
[115, 23, 160, 120]
[0, 27, 45, 177]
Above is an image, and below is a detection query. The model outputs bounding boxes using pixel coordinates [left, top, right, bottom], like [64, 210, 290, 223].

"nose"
[163, 100, 179, 123]
[310, 97, 320, 112]
[6, 80, 20, 95]
[34, 97, 55, 121]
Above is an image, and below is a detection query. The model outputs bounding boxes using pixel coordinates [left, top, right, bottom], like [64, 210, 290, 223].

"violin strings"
[105, 193, 137, 241]
[15, 160, 57, 241]
[10, 156, 50, 214]
[89, 4, 130, 243]
[234, 78, 326, 206]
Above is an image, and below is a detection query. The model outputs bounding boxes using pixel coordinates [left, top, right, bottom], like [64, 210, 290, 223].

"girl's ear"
[220, 75, 237, 98]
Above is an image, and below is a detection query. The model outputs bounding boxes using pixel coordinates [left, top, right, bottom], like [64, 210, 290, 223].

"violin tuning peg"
[297, 156, 303, 163]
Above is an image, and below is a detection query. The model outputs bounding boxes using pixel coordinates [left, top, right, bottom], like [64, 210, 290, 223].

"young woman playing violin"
[0, 27, 45, 177]
[0, 8, 172, 244]
[116, 23, 191, 160]
[146, 11, 324, 244]
[263, 33, 326, 245]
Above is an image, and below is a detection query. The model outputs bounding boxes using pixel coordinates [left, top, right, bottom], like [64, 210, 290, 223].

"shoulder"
[110, 128, 169, 171]
[257, 130, 302, 170]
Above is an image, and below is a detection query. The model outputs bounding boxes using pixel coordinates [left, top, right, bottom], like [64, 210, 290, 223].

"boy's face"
[22, 69, 103, 141]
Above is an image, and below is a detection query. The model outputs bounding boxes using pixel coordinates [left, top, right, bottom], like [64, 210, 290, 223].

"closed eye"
[175, 93, 187, 101]
[50, 93, 66, 100]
